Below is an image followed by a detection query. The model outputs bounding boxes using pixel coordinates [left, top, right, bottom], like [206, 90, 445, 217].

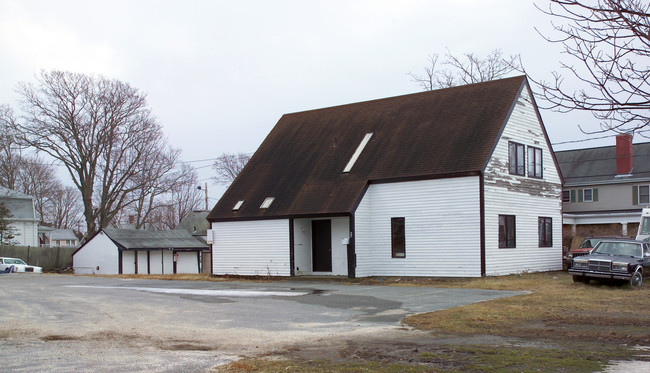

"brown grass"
[403, 271, 650, 344]
[211, 271, 650, 372]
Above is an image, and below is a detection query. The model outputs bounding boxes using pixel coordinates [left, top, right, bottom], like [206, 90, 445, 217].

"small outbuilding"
[73, 228, 209, 275]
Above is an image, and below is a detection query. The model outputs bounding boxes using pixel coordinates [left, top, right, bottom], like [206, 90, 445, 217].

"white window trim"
[639, 185, 649, 205]
[583, 188, 593, 202]
[343, 132, 373, 173]
[260, 197, 275, 209]
[233, 200, 245, 211]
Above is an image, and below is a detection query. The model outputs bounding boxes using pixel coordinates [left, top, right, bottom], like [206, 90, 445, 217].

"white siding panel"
[149, 250, 163, 274]
[484, 87, 563, 275]
[72, 232, 119, 274]
[355, 177, 482, 277]
[122, 251, 135, 274]
[137, 251, 148, 274]
[162, 250, 174, 274]
[211, 219, 290, 276]
[293, 217, 350, 276]
[293, 219, 311, 274]
[176, 251, 199, 273]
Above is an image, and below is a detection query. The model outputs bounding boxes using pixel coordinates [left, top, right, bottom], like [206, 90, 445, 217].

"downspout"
[479, 171, 486, 277]
[347, 213, 356, 278]
[118, 250, 123, 274]
[289, 218, 295, 276]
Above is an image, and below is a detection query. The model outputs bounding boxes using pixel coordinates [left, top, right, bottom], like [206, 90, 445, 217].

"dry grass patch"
[404, 271, 650, 344]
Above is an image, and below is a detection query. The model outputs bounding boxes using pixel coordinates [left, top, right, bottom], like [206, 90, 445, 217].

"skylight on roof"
[260, 197, 275, 209]
[233, 200, 245, 211]
[343, 132, 373, 173]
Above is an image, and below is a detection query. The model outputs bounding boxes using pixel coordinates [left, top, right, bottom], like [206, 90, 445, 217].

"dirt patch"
[40, 335, 79, 341]
[159, 342, 218, 351]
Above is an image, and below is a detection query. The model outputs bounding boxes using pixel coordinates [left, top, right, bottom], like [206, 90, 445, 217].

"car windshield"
[592, 242, 642, 257]
[640, 217, 650, 235]
[579, 239, 602, 249]
[5, 258, 27, 265]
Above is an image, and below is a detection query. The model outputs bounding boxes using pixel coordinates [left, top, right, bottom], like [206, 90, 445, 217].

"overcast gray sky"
[0, 0, 609, 200]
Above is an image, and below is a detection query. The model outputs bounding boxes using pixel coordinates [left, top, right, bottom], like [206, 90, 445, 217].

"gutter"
[563, 211, 641, 225]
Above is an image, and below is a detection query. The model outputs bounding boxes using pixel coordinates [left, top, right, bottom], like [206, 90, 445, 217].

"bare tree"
[12, 70, 175, 237]
[212, 152, 251, 185]
[125, 160, 201, 230]
[16, 155, 61, 223]
[166, 165, 203, 226]
[0, 105, 24, 190]
[47, 185, 83, 230]
[0, 199, 18, 245]
[142, 167, 203, 230]
[533, 0, 650, 134]
[409, 49, 522, 91]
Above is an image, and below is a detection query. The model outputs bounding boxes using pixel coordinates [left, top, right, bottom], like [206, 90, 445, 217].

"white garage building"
[73, 228, 209, 275]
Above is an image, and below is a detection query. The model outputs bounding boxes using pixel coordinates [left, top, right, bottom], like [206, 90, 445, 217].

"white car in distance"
[0, 257, 43, 273]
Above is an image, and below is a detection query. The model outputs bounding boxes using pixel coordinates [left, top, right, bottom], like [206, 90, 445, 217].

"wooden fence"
[0, 245, 76, 271]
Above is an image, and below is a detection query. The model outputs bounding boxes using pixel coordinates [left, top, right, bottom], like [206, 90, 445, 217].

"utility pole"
[197, 183, 209, 211]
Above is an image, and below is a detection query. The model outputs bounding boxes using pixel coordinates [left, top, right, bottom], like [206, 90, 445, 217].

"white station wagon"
[0, 257, 43, 273]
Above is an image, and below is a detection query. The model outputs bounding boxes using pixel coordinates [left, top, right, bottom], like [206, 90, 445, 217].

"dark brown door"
[312, 220, 332, 272]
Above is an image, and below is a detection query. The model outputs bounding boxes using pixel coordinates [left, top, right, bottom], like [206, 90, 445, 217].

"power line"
[551, 134, 616, 145]
[551, 130, 650, 146]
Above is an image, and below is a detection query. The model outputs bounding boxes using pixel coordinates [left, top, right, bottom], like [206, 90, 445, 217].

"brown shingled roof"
[208, 76, 527, 222]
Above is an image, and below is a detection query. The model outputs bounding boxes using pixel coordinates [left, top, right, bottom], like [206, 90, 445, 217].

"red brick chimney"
[616, 133, 633, 174]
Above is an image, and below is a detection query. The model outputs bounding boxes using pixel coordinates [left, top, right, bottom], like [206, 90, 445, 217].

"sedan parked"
[0, 257, 43, 273]
[568, 240, 650, 288]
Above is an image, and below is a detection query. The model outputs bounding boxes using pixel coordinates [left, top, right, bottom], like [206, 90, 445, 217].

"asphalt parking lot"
[1, 274, 525, 372]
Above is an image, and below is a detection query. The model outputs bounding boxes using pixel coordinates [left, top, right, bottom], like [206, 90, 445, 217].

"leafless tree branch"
[11, 70, 175, 238]
[530, 0, 650, 134]
[212, 152, 251, 185]
[409, 49, 522, 91]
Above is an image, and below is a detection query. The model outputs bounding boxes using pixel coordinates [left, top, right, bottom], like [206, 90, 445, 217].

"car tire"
[630, 270, 643, 289]
[572, 275, 582, 283]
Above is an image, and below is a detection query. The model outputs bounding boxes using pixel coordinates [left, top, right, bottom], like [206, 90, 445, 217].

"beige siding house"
[555, 135, 650, 241]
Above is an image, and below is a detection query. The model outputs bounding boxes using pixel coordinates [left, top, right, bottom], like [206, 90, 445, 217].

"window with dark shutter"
[562, 191, 570, 203]
[639, 185, 649, 205]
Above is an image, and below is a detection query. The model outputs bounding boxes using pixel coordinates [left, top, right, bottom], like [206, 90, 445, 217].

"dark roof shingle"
[555, 142, 650, 185]
[103, 228, 208, 250]
[208, 76, 528, 221]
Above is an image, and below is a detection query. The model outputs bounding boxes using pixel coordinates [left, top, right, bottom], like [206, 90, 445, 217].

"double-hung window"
[508, 142, 525, 176]
[498, 215, 516, 248]
[527, 146, 543, 178]
[639, 185, 649, 205]
[538, 217, 552, 247]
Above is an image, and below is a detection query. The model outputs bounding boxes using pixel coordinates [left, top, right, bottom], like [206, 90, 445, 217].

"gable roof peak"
[209, 75, 530, 221]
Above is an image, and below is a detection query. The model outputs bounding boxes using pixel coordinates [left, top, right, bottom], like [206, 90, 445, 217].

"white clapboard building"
[207, 76, 563, 277]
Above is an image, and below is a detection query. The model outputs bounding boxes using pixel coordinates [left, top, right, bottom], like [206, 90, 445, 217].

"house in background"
[49, 229, 79, 248]
[555, 134, 649, 245]
[175, 210, 212, 274]
[0, 186, 39, 247]
[72, 228, 209, 275]
[207, 76, 563, 278]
